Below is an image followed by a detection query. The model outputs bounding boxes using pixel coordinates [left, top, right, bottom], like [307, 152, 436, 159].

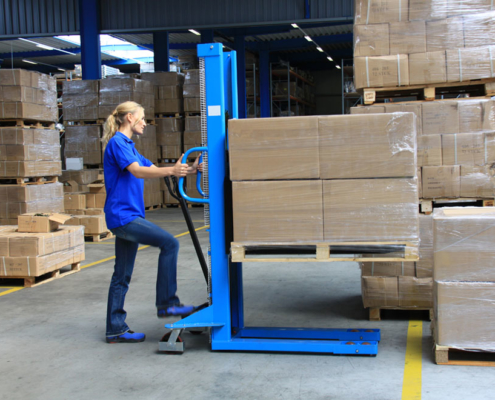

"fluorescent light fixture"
[58, 68, 65, 71]
[327, 56, 334, 61]
[291, 23, 299, 28]
[335, 65, 341, 69]
[317, 47, 323, 52]
[22, 59, 37, 64]
[189, 29, 201, 36]
[304, 35, 312, 42]
[36, 44, 54, 50]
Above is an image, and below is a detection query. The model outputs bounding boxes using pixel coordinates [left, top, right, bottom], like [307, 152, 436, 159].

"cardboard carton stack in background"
[133, 124, 158, 164]
[158, 162, 179, 206]
[360, 214, 434, 310]
[62, 80, 99, 121]
[433, 208, 495, 351]
[351, 98, 495, 200]
[144, 178, 162, 209]
[184, 116, 202, 156]
[156, 118, 183, 161]
[141, 72, 184, 115]
[60, 169, 100, 194]
[183, 70, 201, 114]
[64, 125, 102, 166]
[353, 0, 495, 89]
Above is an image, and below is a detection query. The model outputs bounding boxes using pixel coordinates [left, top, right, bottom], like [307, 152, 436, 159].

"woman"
[102, 101, 201, 344]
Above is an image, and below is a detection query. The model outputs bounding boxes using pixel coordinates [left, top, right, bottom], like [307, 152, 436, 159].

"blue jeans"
[106, 217, 180, 336]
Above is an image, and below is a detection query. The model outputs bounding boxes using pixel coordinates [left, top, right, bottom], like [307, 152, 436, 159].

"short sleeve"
[110, 138, 140, 171]
[139, 153, 153, 167]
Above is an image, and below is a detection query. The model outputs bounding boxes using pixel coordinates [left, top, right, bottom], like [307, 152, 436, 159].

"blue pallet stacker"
[159, 43, 381, 355]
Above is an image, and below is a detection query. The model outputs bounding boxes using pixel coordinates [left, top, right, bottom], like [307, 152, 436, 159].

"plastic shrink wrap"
[433, 207, 495, 350]
[63, 80, 99, 121]
[98, 78, 154, 118]
[353, 0, 495, 89]
[0, 225, 85, 277]
[64, 125, 102, 165]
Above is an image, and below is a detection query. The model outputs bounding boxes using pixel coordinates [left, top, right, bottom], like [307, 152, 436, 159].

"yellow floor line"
[402, 320, 423, 400]
[0, 225, 209, 296]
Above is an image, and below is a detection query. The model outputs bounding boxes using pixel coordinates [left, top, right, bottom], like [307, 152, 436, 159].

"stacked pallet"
[183, 70, 201, 116]
[351, 98, 495, 212]
[432, 207, 495, 365]
[354, 0, 495, 91]
[229, 114, 419, 265]
[0, 69, 64, 225]
[141, 71, 184, 117]
[0, 214, 85, 287]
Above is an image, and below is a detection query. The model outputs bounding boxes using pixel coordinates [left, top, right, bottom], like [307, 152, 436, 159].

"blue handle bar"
[179, 147, 209, 204]
[196, 153, 206, 198]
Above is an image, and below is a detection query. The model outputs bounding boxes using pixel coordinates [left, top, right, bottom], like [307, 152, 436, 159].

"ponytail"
[102, 101, 144, 149]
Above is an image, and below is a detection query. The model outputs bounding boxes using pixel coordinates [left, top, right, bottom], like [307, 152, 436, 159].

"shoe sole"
[106, 337, 146, 343]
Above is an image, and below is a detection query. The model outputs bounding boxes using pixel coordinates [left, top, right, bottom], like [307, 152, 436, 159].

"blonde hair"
[102, 101, 144, 148]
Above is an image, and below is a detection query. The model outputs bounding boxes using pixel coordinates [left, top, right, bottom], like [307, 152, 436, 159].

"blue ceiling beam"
[0, 49, 81, 59]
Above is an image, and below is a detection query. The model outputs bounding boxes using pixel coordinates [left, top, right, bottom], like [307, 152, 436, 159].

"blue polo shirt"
[103, 132, 153, 230]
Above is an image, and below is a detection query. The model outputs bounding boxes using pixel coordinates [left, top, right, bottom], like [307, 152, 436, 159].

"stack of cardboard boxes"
[0, 69, 63, 225]
[141, 72, 184, 115]
[433, 207, 495, 351]
[229, 113, 419, 246]
[353, 0, 495, 89]
[351, 98, 495, 199]
[156, 118, 183, 161]
[183, 70, 201, 114]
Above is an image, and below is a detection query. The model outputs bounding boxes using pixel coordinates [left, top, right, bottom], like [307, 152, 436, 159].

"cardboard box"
[426, 17, 464, 52]
[350, 105, 385, 114]
[60, 169, 99, 185]
[354, 55, 409, 89]
[140, 72, 185, 86]
[354, 24, 390, 57]
[0, 144, 60, 162]
[419, 213, 434, 247]
[0, 161, 61, 178]
[361, 276, 399, 308]
[460, 165, 495, 198]
[85, 193, 106, 209]
[161, 146, 181, 159]
[399, 276, 433, 308]
[0, 102, 57, 122]
[418, 134, 442, 167]
[183, 131, 202, 146]
[389, 21, 426, 55]
[0, 128, 59, 146]
[319, 113, 416, 179]
[185, 116, 201, 132]
[229, 117, 320, 180]
[156, 117, 183, 133]
[422, 101, 459, 135]
[354, 0, 408, 25]
[447, 46, 495, 83]
[434, 208, 495, 282]
[184, 70, 200, 85]
[66, 215, 107, 235]
[447, 0, 494, 16]
[361, 262, 416, 277]
[64, 193, 87, 210]
[63, 180, 80, 193]
[463, 11, 495, 48]
[323, 178, 419, 243]
[155, 99, 183, 114]
[422, 166, 460, 198]
[384, 103, 423, 136]
[232, 180, 323, 243]
[434, 281, 495, 350]
[482, 100, 495, 131]
[458, 101, 483, 133]
[417, 247, 434, 278]
[409, 51, 447, 85]
[442, 133, 490, 166]
[156, 85, 183, 99]
[184, 97, 200, 112]
[18, 213, 71, 233]
[183, 84, 200, 98]
[418, 167, 423, 198]
[156, 131, 182, 146]
[409, 0, 448, 20]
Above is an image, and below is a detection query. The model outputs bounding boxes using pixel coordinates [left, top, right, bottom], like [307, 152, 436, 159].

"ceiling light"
[189, 29, 201, 36]
[304, 36, 312, 42]
[291, 23, 299, 28]
[327, 56, 333, 62]
[22, 59, 37, 64]
[335, 65, 341, 69]
[58, 68, 65, 71]
[317, 47, 323, 52]
[36, 44, 54, 50]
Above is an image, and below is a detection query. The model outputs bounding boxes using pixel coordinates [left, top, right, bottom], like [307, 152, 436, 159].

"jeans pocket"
[111, 226, 126, 239]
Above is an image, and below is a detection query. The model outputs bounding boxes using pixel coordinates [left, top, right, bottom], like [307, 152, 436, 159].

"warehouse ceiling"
[0, 22, 353, 73]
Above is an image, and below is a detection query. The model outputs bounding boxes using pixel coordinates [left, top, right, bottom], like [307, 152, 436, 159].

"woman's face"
[131, 109, 146, 136]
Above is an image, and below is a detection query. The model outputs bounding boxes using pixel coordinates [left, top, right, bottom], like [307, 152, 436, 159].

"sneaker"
[157, 304, 196, 318]
[106, 330, 146, 343]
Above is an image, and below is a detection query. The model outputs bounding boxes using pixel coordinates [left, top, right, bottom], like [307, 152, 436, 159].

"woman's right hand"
[173, 154, 189, 177]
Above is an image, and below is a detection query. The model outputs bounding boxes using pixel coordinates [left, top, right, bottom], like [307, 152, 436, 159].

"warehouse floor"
[0, 208, 492, 400]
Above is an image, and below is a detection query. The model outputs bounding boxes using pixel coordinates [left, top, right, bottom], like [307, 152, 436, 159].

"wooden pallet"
[0, 263, 80, 288]
[185, 112, 201, 117]
[231, 242, 419, 263]
[435, 344, 495, 367]
[368, 307, 433, 321]
[66, 120, 104, 126]
[83, 164, 103, 170]
[420, 198, 494, 215]
[0, 119, 56, 129]
[362, 78, 495, 105]
[0, 176, 59, 186]
[84, 231, 114, 242]
[145, 204, 162, 211]
[155, 113, 182, 118]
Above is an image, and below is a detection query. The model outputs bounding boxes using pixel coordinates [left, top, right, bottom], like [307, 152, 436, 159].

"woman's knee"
[160, 236, 179, 253]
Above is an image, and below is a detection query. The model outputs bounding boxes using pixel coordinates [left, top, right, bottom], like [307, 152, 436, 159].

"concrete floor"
[0, 208, 493, 400]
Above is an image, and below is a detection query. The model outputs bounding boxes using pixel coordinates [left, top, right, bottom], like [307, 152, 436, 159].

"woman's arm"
[127, 155, 189, 179]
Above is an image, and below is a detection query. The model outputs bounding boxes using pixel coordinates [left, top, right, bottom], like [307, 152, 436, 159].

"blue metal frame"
[79, 0, 101, 80]
[165, 42, 380, 355]
[152, 31, 170, 72]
